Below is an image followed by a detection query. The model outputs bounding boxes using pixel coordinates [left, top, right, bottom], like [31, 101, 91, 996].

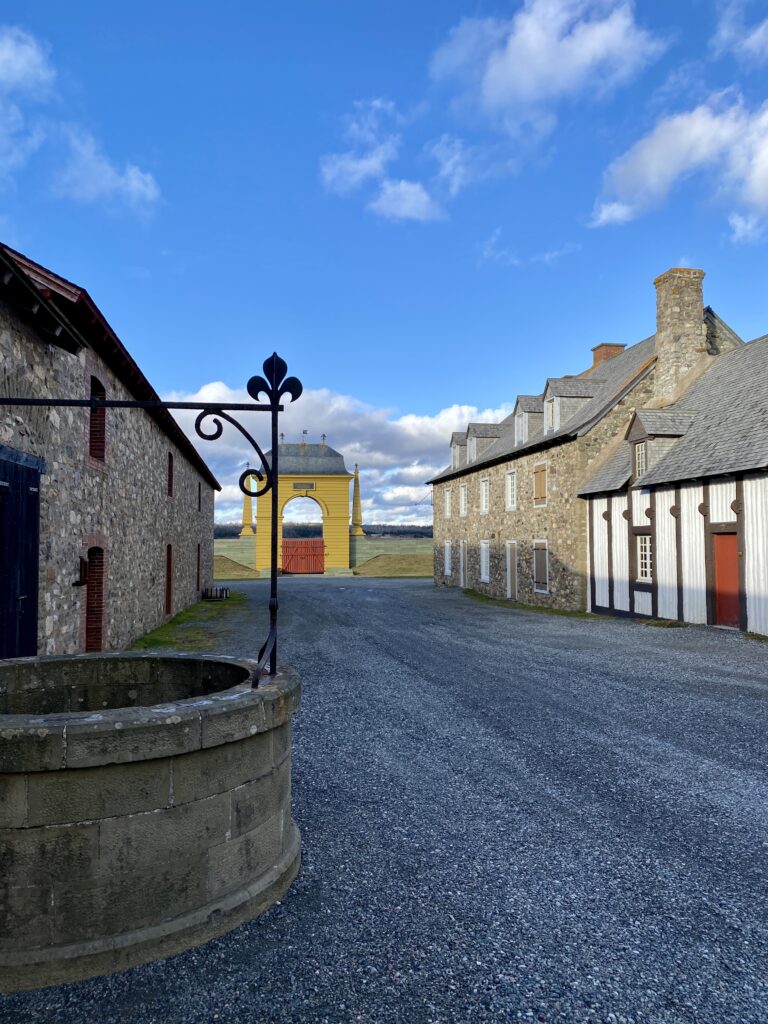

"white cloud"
[427, 134, 473, 197]
[368, 179, 443, 222]
[714, 2, 768, 63]
[431, 1, 664, 134]
[320, 139, 399, 195]
[729, 211, 764, 243]
[165, 381, 512, 524]
[0, 26, 54, 94]
[479, 227, 581, 266]
[320, 97, 401, 195]
[591, 94, 768, 236]
[54, 127, 160, 210]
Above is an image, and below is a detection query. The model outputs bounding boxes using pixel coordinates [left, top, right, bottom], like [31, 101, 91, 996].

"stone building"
[0, 243, 219, 657]
[429, 268, 745, 617]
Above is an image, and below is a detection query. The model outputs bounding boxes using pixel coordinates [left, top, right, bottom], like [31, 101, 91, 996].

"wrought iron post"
[0, 352, 302, 687]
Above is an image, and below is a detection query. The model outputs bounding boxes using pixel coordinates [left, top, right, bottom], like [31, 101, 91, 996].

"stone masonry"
[0, 299, 216, 653]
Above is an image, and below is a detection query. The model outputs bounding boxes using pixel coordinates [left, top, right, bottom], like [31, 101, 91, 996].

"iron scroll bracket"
[0, 352, 303, 687]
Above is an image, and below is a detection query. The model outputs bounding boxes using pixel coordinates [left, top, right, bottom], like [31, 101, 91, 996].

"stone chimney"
[654, 268, 707, 404]
[591, 343, 625, 368]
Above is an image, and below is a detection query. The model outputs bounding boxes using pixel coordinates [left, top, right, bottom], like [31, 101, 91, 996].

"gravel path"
[4, 578, 768, 1024]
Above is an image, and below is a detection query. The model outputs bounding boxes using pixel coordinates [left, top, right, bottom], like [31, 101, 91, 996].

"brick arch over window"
[89, 376, 106, 461]
[85, 546, 105, 652]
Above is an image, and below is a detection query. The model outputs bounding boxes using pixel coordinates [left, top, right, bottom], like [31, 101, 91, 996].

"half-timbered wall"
[587, 471, 768, 635]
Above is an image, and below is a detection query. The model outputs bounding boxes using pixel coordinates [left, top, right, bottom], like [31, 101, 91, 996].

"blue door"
[0, 454, 40, 658]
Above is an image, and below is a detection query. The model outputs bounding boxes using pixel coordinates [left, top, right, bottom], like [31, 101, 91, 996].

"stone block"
[26, 759, 171, 827]
[0, 883, 53, 950]
[0, 820, 99, 889]
[272, 721, 292, 767]
[206, 811, 283, 900]
[231, 760, 290, 838]
[64, 707, 201, 768]
[0, 775, 27, 828]
[98, 790, 231, 879]
[200, 691, 266, 749]
[171, 731, 271, 807]
[0, 716, 66, 772]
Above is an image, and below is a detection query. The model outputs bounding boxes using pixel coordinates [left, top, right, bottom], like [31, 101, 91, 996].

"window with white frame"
[479, 540, 490, 583]
[504, 470, 517, 511]
[451, 446, 459, 469]
[637, 534, 652, 582]
[480, 477, 490, 514]
[635, 440, 647, 478]
[467, 437, 477, 462]
[515, 413, 527, 446]
[444, 540, 452, 576]
[459, 483, 468, 517]
[533, 540, 548, 593]
[444, 488, 452, 518]
[545, 399, 555, 432]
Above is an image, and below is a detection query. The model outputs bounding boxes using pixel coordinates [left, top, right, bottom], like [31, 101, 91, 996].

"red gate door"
[713, 532, 740, 627]
[282, 539, 324, 574]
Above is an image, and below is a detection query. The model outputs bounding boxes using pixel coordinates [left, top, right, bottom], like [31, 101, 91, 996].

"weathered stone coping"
[0, 653, 300, 772]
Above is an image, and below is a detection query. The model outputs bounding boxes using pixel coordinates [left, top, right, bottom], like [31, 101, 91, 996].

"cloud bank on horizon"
[165, 381, 512, 525]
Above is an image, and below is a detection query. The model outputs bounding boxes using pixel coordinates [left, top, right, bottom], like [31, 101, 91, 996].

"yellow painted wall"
[255, 474, 352, 572]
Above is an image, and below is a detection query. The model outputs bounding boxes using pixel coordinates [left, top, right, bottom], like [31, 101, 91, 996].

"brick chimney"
[654, 268, 707, 404]
[591, 343, 625, 367]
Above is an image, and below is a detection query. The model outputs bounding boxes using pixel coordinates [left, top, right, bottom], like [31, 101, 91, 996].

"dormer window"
[515, 413, 527, 446]
[451, 446, 459, 469]
[635, 440, 647, 478]
[545, 399, 555, 432]
[467, 437, 477, 463]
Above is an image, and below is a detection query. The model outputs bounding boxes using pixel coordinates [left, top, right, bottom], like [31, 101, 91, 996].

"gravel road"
[4, 578, 768, 1024]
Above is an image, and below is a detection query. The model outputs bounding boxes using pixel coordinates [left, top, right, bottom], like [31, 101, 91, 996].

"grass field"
[131, 590, 247, 650]
[214, 536, 433, 579]
[353, 553, 432, 577]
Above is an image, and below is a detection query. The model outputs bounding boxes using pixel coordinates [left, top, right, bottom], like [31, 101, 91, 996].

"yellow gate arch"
[253, 442, 360, 574]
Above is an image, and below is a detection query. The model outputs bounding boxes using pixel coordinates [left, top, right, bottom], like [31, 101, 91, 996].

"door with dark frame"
[0, 456, 40, 658]
[713, 532, 740, 628]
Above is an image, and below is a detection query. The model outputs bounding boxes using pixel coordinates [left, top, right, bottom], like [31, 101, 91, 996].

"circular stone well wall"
[0, 652, 301, 992]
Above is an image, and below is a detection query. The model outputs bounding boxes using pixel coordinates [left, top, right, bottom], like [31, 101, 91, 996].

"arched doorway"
[281, 496, 324, 574]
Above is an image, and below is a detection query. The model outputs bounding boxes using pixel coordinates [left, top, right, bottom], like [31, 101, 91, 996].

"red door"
[713, 533, 740, 627]
[282, 539, 324, 574]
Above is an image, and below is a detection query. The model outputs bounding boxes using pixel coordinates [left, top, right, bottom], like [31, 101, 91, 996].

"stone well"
[0, 652, 301, 992]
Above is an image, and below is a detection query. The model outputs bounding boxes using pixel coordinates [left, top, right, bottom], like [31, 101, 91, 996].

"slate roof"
[266, 443, 350, 476]
[515, 395, 544, 413]
[632, 409, 696, 437]
[450, 431, 467, 446]
[580, 334, 768, 494]
[466, 423, 503, 438]
[546, 377, 605, 399]
[637, 334, 768, 486]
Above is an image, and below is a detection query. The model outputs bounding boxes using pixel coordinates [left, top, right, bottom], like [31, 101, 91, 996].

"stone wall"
[0, 301, 215, 654]
[434, 365, 662, 611]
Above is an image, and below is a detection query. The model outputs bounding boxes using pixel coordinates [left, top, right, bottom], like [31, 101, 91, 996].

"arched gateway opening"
[253, 440, 362, 576]
[282, 496, 324, 574]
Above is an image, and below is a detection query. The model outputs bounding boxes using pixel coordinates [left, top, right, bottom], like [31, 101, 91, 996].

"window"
[85, 546, 105, 652]
[637, 534, 652, 582]
[444, 540, 452, 576]
[533, 540, 548, 593]
[451, 446, 460, 469]
[197, 481, 202, 512]
[515, 413, 527, 446]
[467, 437, 477, 463]
[635, 440, 647, 478]
[167, 452, 174, 497]
[545, 399, 555, 431]
[479, 540, 490, 583]
[459, 483, 468, 517]
[165, 544, 173, 615]
[505, 470, 517, 511]
[196, 543, 201, 591]
[480, 477, 490, 514]
[444, 488, 452, 518]
[88, 377, 106, 461]
[533, 463, 547, 506]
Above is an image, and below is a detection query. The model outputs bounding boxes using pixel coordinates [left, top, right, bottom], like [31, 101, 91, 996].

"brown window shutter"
[165, 544, 173, 614]
[534, 544, 547, 587]
[167, 453, 174, 497]
[534, 465, 547, 502]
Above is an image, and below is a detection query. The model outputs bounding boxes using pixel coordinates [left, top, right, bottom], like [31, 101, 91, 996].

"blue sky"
[2, 1, 768, 522]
